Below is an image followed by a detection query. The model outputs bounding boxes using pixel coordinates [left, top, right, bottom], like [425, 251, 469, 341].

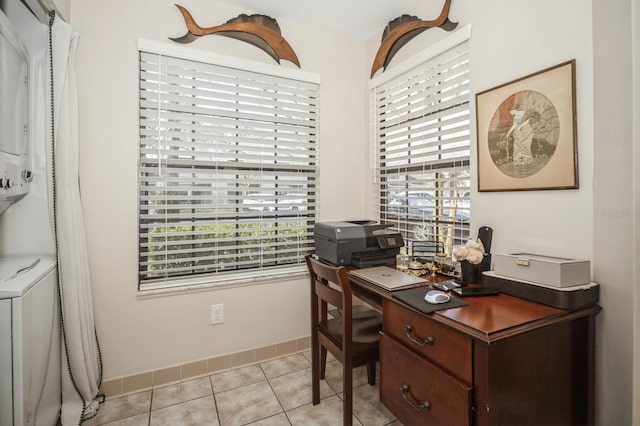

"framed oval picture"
[475, 60, 578, 191]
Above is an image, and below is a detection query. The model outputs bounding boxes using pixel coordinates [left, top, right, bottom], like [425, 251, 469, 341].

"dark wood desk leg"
[311, 294, 320, 405]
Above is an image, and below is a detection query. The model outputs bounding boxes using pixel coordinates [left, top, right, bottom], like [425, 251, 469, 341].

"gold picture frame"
[475, 60, 578, 192]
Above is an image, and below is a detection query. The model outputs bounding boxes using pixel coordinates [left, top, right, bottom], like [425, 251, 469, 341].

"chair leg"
[320, 347, 327, 379]
[367, 361, 376, 385]
[311, 334, 320, 405]
[343, 358, 353, 426]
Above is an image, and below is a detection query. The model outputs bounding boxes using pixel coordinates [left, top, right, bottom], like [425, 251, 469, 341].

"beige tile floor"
[83, 351, 402, 426]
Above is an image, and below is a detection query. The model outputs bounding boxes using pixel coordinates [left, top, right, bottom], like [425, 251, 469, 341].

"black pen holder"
[460, 260, 481, 284]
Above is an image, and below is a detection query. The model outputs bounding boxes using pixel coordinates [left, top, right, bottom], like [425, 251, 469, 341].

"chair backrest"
[305, 255, 354, 343]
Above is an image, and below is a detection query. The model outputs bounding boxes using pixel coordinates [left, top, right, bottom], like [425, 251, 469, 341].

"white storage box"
[493, 253, 590, 288]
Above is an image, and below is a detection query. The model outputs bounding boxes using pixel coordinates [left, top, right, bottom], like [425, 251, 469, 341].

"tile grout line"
[208, 375, 222, 426]
[259, 362, 288, 424]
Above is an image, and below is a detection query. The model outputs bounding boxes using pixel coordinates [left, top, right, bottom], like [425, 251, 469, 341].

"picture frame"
[475, 60, 578, 192]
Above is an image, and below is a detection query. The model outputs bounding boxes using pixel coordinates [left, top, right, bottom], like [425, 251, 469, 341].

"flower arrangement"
[452, 239, 485, 265]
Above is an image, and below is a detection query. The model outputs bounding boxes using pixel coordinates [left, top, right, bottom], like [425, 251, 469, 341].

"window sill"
[137, 265, 308, 299]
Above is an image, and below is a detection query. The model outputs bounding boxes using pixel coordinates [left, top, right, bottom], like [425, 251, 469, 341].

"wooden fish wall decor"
[170, 5, 300, 67]
[371, 0, 457, 77]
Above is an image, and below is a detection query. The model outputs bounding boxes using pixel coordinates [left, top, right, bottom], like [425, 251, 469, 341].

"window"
[138, 41, 319, 291]
[370, 28, 471, 255]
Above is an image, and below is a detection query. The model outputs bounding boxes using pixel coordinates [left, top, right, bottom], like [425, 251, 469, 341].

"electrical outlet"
[210, 304, 224, 325]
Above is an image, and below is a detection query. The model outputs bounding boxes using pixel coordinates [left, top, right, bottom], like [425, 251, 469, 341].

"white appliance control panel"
[0, 152, 30, 214]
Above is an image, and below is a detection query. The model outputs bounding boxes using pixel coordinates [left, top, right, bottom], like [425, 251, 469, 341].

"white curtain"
[47, 15, 102, 425]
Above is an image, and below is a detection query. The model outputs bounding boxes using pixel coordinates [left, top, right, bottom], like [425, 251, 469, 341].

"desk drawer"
[383, 299, 472, 383]
[380, 334, 472, 426]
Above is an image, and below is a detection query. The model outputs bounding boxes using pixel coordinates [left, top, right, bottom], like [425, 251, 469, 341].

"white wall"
[70, 0, 368, 379]
[364, 0, 633, 424]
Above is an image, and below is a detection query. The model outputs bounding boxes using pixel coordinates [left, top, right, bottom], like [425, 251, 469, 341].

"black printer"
[314, 220, 404, 268]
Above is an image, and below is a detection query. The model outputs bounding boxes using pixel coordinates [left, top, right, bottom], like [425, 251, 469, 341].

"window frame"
[369, 26, 472, 256]
[137, 39, 321, 293]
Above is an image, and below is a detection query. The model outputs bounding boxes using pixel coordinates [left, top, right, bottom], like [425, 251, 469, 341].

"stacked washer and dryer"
[0, 5, 61, 426]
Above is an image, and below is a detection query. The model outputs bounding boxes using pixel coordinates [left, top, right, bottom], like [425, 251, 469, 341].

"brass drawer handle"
[404, 324, 434, 346]
[400, 384, 431, 412]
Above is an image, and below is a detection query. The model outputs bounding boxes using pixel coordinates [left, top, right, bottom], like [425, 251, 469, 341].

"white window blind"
[138, 48, 319, 289]
[371, 33, 470, 255]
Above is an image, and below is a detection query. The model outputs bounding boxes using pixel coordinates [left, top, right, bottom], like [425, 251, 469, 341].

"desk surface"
[348, 272, 601, 344]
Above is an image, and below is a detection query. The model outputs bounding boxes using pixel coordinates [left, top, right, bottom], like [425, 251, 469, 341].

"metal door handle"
[404, 324, 434, 346]
[401, 384, 431, 411]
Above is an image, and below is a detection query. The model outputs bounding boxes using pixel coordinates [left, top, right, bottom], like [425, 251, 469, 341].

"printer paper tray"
[351, 253, 396, 268]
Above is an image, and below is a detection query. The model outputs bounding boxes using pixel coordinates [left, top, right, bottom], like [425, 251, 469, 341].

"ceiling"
[220, 0, 417, 41]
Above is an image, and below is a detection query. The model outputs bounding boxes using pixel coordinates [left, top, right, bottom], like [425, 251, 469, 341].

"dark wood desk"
[348, 273, 601, 426]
